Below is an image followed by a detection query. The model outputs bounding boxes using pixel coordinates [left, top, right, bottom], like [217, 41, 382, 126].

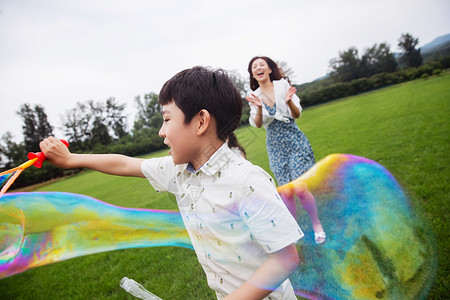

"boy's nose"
[158, 126, 165, 138]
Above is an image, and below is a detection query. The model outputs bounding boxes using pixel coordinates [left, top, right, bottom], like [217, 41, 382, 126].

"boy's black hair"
[159, 66, 243, 141]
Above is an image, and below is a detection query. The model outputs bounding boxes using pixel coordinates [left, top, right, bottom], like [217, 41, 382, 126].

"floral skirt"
[266, 119, 315, 186]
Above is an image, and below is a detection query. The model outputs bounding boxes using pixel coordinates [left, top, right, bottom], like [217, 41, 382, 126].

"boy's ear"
[196, 109, 211, 136]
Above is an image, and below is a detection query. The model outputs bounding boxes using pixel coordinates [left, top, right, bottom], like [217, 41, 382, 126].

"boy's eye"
[164, 119, 169, 122]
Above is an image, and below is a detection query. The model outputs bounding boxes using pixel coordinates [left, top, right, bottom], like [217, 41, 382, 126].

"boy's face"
[159, 102, 199, 165]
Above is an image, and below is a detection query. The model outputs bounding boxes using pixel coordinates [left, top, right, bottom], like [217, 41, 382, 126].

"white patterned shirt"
[248, 78, 302, 129]
[141, 143, 303, 299]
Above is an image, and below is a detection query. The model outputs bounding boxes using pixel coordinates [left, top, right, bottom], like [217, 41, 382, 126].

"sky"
[1, 0, 449, 142]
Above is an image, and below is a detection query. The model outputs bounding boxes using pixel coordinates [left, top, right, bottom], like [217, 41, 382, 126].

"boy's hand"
[40, 136, 72, 168]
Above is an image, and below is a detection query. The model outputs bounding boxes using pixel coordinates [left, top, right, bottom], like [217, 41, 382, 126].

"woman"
[246, 56, 326, 244]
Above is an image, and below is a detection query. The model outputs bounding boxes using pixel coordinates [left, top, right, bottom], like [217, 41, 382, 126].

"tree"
[62, 98, 128, 151]
[329, 47, 362, 82]
[17, 104, 54, 153]
[0, 132, 26, 168]
[277, 61, 296, 83]
[131, 93, 165, 152]
[133, 93, 162, 132]
[227, 70, 251, 125]
[398, 33, 422, 68]
[361, 43, 397, 77]
[105, 97, 128, 139]
[89, 100, 112, 146]
[227, 70, 249, 98]
[62, 101, 94, 151]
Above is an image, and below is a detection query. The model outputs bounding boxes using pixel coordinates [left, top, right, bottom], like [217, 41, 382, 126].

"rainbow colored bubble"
[0, 154, 437, 299]
[0, 192, 191, 279]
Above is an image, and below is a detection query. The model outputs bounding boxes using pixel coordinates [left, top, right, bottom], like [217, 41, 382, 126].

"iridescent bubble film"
[278, 154, 437, 299]
[0, 154, 437, 299]
[0, 173, 14, 188]
[0, 192, 191, 279]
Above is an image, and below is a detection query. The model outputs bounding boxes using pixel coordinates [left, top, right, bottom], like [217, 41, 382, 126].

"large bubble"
[0, 192, 191, 279]
[0, 154, 437, 299]
[278, 154, 437, 299]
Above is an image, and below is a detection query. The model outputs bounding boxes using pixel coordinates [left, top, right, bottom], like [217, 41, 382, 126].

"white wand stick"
[120, 277, 162, 300]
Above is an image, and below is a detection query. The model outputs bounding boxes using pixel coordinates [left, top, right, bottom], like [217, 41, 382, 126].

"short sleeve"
[141, 156, 177, 192]
[239, 167, 303, 253]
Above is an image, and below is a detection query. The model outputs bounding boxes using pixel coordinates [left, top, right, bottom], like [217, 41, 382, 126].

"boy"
[40, 67, 303, 299]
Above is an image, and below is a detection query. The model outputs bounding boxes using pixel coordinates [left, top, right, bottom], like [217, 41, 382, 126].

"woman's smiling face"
[251, 58, 272, 82]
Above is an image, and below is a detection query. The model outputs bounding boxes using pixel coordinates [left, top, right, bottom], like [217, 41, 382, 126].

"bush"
[299, 58, 450, 108]
[395, 70, 410, 82]
[417, 65, 434, 77]
[387, 72, 402, 84]
[351, 78, 371, 93]
[432, 69, 442, 76]
[428, 61, 443, 70]
[405, 68, 419, 80]
[12, 163, 65, 189]
[368, 73, 392, 88]
[439, 55, 450, 68]
[240, 100, 250, 125]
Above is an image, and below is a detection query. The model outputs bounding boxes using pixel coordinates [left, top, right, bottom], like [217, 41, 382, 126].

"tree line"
[0, 73, 250, 188]
[1, 33, 447, 188]
[297, 33, 449, 106]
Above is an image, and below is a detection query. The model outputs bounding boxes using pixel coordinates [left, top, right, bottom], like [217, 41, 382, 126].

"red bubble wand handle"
[0, 139, 69, 197]
[27, 139, 69, 168]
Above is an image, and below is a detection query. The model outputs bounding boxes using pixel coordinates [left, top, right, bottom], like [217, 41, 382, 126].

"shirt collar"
[185, 142, 233, 176]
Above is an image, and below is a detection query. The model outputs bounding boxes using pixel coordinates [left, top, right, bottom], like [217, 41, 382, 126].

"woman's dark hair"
[248, 56, 286, 91]
[228, 132, 246, 158]
[159, 66, 243, 141]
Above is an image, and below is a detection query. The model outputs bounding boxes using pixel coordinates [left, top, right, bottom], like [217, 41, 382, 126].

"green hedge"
[299, 56, 450, 107]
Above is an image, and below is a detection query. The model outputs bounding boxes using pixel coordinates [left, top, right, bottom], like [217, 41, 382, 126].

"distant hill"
[421, 33, 450, 54]
[420, 33, 450, 62]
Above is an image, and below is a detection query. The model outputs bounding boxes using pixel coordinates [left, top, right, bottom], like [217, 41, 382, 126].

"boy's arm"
[224, 243, 299, 300]
[40, 136, 145, 178]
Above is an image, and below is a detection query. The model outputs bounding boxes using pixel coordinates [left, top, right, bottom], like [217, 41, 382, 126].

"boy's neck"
[190, 138, 224, 171]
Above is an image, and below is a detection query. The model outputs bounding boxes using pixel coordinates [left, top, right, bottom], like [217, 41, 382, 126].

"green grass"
[0, 73, 448, 299]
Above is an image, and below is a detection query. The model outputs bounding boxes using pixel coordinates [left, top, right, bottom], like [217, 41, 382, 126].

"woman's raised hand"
[285, 86, 297, 103]
[246, 93, 263, 107]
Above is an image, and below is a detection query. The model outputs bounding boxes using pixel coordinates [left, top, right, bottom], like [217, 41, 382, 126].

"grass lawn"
[0, 73, 448, 299]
